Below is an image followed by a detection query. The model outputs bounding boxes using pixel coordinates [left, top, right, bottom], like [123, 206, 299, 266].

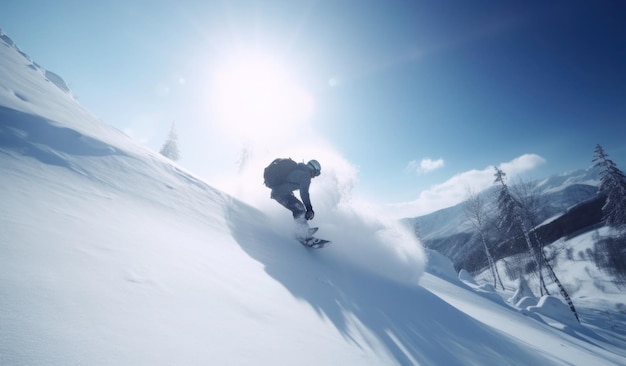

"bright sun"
[210, 50, 314, 141]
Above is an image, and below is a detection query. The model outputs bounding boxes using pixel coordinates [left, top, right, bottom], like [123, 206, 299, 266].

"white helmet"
[307, 160, 321, 177]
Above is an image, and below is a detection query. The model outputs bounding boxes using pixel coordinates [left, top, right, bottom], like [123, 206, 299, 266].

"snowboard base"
[299, 237, 332, 249]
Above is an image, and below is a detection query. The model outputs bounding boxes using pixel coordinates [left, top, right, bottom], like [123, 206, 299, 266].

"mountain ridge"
[409, 167, 604, 273]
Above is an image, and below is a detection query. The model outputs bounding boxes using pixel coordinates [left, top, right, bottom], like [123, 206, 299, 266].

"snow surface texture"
[1, 30, 626, 365]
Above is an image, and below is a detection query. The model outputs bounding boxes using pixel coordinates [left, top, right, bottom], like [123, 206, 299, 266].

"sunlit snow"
[1, 29, 625, 366]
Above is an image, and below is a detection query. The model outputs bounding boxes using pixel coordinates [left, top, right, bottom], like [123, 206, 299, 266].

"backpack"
[264, 158, 298, 188]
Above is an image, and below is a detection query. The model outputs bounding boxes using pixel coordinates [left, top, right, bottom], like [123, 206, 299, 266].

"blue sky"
[2, 0, 625, 215]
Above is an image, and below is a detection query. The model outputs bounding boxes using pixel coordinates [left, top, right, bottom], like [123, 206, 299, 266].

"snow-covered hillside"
[2, 30, 626, 365]
[409, 166, 604, 274]
[415, 168, 601, 242]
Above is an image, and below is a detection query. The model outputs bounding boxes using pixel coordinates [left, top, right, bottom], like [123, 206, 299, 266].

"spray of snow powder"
[227, 139, 426, 286]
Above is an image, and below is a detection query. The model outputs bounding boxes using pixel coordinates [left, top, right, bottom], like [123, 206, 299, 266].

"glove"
[305, 209, 315, 221]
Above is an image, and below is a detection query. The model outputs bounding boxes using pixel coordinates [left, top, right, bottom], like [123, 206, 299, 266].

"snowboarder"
[264, 158, 320, 222]
[264, 158, 328, 247]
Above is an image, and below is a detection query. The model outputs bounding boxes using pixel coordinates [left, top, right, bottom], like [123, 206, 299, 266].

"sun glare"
[210, 51, 314, 141]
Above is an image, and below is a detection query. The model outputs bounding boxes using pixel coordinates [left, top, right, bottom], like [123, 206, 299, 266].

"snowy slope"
[2, 30, 626, 365]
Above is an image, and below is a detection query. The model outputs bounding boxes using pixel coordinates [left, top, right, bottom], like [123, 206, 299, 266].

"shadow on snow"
[0, 106, 123, 169]
[225, 202, 555, 366]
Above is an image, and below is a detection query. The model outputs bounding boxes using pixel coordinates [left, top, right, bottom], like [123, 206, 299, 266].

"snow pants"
[271, 186, 306, 219]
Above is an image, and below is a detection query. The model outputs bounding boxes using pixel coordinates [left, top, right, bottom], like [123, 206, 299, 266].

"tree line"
[461, 144, 626, 323]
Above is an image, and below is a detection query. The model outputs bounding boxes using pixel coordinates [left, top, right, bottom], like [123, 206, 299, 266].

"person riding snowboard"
[264, 158, 321, 236]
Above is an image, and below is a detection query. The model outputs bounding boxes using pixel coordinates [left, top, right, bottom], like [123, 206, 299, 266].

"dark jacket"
[271, 163, 313, 211]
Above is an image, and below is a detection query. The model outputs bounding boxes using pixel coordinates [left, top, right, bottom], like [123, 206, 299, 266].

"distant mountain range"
[406, 167, 604, 272]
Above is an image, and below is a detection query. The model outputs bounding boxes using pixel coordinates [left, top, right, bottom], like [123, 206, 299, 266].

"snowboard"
[299, 235, 332, 249]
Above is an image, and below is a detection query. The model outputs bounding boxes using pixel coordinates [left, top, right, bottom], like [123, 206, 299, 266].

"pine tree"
[160, 123, 180, 161]
[593, 144, 626, 233]
[494, 168, 580, 322]
[493, 167, 549, 295]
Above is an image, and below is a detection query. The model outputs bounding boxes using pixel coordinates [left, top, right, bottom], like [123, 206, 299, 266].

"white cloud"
[406, 158, 445, 174]
[389, 153, 546, 218]
[500, 154, 547, 176]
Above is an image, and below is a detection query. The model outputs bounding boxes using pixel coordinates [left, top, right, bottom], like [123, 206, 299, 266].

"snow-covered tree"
[494, 167, 579, 322]
[159, 123, 180, 161]
[493, 167, 549, 295]
[593, 144, 626, 233]
[513, 178, 579, 321]
[511, 180, 547, 288]
[464, 187, 504, 290]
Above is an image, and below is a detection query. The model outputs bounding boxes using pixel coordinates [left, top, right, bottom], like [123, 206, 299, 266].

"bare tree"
[512, 178, 580, 323]
[511, 180, 546, 284]
[464, 187, 504, 289]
